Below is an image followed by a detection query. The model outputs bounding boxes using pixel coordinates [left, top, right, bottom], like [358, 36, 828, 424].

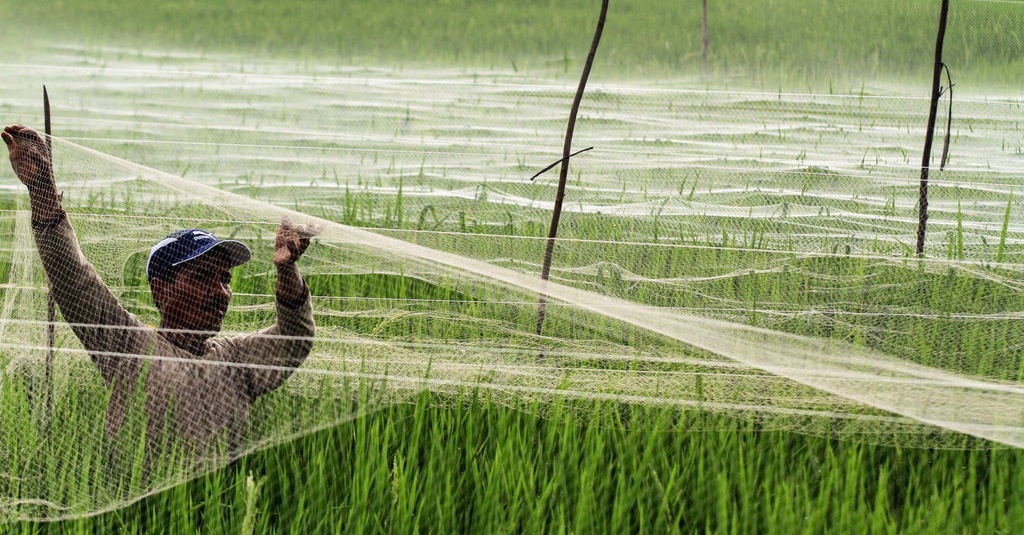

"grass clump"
[6, 392, 1023, 534]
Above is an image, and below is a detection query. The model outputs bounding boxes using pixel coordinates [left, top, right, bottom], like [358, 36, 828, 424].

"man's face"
[153, 250, 234, 336]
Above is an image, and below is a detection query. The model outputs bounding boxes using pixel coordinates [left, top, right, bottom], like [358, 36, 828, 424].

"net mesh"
[1, 1, 1023, 522]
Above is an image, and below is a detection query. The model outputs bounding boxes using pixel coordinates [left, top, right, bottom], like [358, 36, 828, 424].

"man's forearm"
[241, 262, 314, 398]
[276, 262, 309, 307]
[27, 180, 63, 223]
[32, 206, 148, 386]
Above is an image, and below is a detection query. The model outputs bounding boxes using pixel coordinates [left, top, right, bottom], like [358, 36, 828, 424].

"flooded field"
[1, 44, 1022, 259]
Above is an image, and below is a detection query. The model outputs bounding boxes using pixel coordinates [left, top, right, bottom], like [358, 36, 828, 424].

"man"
[3, 124, 317, 452]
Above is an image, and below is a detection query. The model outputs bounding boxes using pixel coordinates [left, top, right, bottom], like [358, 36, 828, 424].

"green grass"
[6, 0, 1024, 87]
[6, 392, 1023, 534]
[1, 205, 1021, 529]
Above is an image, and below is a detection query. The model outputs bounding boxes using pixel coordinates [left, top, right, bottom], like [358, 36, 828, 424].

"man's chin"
[201, 321, 223, 337]
[184, 319, 222, 339]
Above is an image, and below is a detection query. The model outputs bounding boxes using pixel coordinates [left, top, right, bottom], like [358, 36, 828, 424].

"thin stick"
[528, 147, 594, 181]
[44, 85, 55, 427]
[915, 0, 950, 257]
[701, 0, 709, 75]
[939, 64, 954, 171]
[536, 0, 609, 338]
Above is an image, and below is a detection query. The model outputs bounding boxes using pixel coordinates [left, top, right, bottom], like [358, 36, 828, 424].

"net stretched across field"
[0, 12, 1023, 514]
[0, 124, 1021, 520]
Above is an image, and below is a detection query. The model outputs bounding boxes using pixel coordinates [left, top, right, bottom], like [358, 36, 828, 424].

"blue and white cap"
[146, 229, 252, 283]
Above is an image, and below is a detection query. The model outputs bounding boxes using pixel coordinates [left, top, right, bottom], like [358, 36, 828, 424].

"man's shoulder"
[205, 333, 268, 360]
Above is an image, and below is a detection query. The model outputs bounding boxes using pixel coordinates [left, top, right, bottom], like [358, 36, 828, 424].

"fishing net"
[1, 2, 1023, 523]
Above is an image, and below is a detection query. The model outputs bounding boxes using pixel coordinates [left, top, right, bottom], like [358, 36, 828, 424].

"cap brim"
[171, 239, 252, 269]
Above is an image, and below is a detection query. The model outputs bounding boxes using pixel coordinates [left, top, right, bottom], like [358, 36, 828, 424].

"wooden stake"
[915, 0, 950, 257]
[536, 0, 609, 338]
[701, 0, 709, 75]
[44, 86, 55, 427]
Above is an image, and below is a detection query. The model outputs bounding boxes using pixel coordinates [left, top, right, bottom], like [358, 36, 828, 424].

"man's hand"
[3, 124, 62, 223]
[273, 216, 322, 266]
[2, 125, 53, 190]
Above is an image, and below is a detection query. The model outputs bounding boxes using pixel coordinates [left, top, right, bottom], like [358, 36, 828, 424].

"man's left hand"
[273, 216, 322, 266]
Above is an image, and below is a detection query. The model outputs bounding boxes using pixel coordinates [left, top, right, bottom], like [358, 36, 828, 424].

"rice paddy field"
[1, 1, 1024, 533]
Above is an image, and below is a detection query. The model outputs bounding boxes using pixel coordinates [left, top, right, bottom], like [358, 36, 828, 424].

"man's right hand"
[3, 124, 62, 223]
[2, 124, 54, 191]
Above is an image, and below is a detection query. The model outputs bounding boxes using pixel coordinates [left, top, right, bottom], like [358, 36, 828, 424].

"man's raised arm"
[229, 217, 319, 399]
[3, 125, 149, 385]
